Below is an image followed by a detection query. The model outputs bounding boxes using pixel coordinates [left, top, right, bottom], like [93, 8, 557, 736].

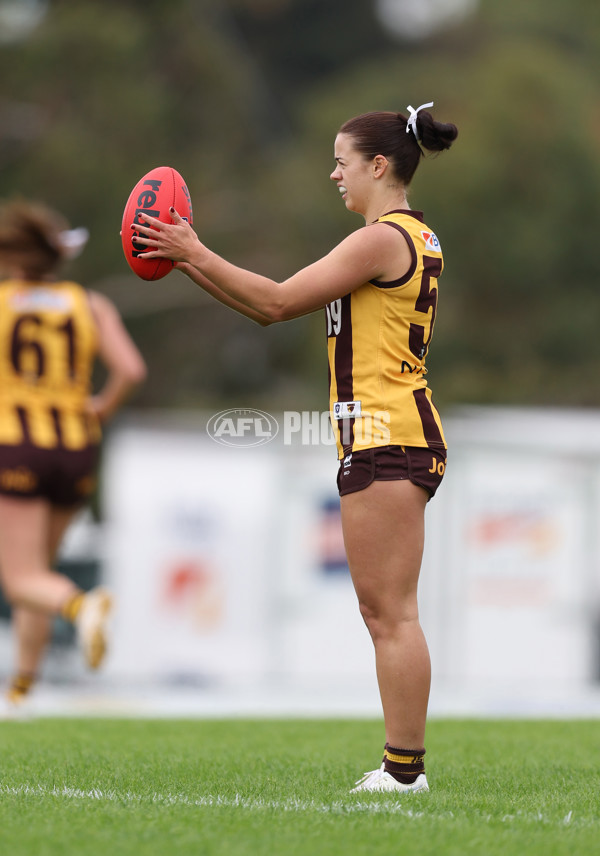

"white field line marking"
[0, 783, 583, 827]
[0, 783, 422, 816]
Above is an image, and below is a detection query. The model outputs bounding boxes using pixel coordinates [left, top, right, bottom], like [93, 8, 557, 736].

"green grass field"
[0, 717, 598, 855]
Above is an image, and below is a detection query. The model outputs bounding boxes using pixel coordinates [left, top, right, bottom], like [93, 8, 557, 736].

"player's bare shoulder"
[363, 219, 413, 282]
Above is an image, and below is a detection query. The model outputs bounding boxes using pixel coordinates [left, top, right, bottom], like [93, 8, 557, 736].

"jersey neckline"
[376, 209, 424, 223]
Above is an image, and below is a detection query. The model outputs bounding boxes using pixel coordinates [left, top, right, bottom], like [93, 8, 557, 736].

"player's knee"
[357, 596, 418, 641]
[357, 598, 388, 639]
[0, 576, 23, 605]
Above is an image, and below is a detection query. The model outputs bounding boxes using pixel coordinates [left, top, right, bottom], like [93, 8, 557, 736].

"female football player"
[134, 104, 457, 792]
[0, 199, 147, 711]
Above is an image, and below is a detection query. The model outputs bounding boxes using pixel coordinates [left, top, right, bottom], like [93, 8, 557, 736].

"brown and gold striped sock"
[7, 671, 36, 702]
[383, 744, 426, 785]
[60, 590, 86, 624]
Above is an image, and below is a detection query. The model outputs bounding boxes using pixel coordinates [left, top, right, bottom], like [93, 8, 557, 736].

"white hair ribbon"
[405, 101, 434, 140]
[59, 227, 89, 259]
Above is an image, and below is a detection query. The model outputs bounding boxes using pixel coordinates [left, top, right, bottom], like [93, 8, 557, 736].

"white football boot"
[0, 684, 34, 720]
[350, 763, 429, 793]
[75, 587, 113, 669]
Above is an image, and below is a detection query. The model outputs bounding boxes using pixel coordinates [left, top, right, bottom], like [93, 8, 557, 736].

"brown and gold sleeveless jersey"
[326, 210, 446, 459]
[0, 280, 101, 450]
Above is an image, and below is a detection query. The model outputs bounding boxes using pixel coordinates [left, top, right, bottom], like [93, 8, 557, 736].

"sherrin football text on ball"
[121, 166, 193, 281]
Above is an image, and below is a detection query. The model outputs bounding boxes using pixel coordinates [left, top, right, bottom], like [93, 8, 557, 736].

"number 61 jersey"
[0, 280, 100, 450]
[326, 210, 447, 459]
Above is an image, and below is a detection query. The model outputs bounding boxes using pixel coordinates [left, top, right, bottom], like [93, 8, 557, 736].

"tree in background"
[1, 0, 599, 410]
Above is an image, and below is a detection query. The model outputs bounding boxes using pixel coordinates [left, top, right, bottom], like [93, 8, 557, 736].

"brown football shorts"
[0, 442, 100, 507]
[337, 444, 447, 499]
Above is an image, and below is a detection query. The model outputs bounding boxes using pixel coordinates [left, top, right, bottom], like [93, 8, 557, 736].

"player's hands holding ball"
[134, 208, 204, 270]
[122, 166, 197, 280]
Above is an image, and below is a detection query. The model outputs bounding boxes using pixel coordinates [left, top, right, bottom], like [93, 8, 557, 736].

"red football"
[121, 166, 193, 281]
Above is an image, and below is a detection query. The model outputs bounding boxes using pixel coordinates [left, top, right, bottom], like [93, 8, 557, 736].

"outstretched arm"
[132, 209, 412, 323]
[175, 262, 275, 327]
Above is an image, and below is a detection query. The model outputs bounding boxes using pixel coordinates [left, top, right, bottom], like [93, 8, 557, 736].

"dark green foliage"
[1, 0, 599, 410]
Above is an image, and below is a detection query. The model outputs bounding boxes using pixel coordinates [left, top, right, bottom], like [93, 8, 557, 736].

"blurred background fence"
[2, 405, 600, 717]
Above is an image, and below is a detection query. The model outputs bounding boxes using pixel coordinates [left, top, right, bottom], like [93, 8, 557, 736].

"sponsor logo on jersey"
[11, 290, 73, 311]
[420, 230, 442, 253]
[333, 400, 362, 420]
